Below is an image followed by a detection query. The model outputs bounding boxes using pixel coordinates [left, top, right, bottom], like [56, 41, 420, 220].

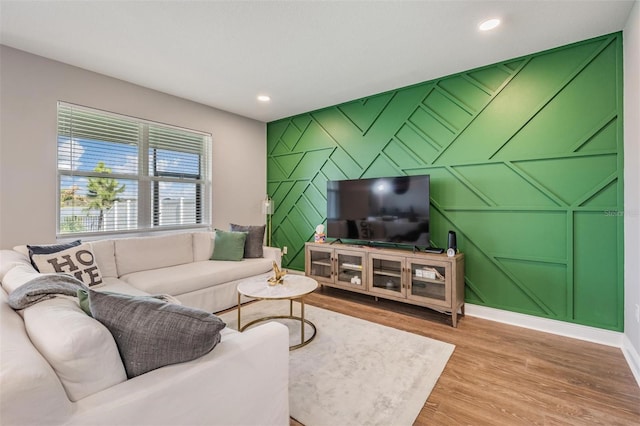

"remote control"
[424, 247, 444, 254]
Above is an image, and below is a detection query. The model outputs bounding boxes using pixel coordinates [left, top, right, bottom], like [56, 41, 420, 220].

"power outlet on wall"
[635, 304, 640, 323]
[282, 246, 288, 255]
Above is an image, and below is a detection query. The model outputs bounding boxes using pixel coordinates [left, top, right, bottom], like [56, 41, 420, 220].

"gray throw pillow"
[81, 289, 226, 378]
[230, 223, 266, 258]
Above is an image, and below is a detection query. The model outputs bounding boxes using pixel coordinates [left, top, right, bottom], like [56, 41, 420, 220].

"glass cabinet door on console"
[406, 258, 451, 308]
[305, 244, 367, 290]
[368, 254, 406, 298]
[307, 246, 333, 281]
[335, 250, 366, 289]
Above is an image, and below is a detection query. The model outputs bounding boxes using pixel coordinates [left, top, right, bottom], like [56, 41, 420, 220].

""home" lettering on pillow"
[32, 243, 104, 287]
[46, 250, 102, 286]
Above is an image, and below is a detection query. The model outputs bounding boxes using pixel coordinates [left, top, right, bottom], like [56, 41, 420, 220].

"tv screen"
[326, 175, 430, 246]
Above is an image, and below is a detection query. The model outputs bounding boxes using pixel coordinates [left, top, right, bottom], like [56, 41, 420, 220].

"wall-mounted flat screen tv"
[326, 175, 430, 247]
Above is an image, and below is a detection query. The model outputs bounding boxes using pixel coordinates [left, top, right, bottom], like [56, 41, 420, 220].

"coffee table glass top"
[237, 273, 318, 299]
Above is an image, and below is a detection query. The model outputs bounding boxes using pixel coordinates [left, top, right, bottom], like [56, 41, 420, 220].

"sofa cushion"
[83, 289, 226, 378]
[22, 297, 127, 401]
[192, 231, 215, 262]
[120, 258, 273, 296]
[96, 277, 152, 296]
[89, 239, 118, 278]
[31, 243, 103, 287]
[0, 250, 30, 282]
[211, 230, 247, 261]
[0, 291, 72, 424]
[114, 233, 194, 276]
[1, 263, 47, 294]
[12, 245, 29, 257]
[230, 224, 265, 258]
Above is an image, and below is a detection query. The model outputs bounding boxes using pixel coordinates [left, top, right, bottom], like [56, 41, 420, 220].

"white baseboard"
[622, 335, 640, 388]
[465, 304, 624, 347]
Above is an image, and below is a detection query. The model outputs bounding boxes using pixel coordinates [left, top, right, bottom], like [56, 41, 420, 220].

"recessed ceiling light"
[479, 18, 501, 31]
[257, 95, 271, 102]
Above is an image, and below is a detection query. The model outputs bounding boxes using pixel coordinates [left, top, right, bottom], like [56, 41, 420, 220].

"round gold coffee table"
[237, 274, 318, 350]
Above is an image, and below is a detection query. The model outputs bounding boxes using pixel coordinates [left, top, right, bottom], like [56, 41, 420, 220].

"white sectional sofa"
[0, 231, 290, 426]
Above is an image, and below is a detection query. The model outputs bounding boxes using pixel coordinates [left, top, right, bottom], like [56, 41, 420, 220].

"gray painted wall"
[0, 45, 267, 249]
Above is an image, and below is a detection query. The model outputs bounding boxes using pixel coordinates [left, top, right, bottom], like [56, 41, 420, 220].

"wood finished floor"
[289, 286, 640, 426]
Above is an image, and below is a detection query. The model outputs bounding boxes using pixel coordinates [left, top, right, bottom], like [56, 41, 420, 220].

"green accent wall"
[266, 33, 624, 331]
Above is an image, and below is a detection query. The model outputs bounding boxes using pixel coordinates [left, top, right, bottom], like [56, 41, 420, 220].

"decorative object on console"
[314, 224, 326, 243]
[420, 267, 445, 280]
[230, 223, 266, 258]
[210, 229, 248, 261]
[262, 195, 274, 246]
[31, 243, 103, 286]
[267, 261, 287, 286]
[447, 231, 457, 258]
[80, 288, 226, 378]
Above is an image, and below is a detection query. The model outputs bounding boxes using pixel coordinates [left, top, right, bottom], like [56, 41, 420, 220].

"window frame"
[56, 102, 212, 238]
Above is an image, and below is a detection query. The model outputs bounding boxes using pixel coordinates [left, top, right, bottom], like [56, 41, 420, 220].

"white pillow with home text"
[32, 243, 103, 287]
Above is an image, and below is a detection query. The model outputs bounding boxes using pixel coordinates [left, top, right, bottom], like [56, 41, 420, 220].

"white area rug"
[220, 300, 455, 426]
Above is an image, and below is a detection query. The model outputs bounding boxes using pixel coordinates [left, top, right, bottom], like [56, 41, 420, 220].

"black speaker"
[447, 231, 457, 251]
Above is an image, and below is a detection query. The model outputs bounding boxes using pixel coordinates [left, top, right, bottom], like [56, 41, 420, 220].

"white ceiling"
[0, 1, 635, 123]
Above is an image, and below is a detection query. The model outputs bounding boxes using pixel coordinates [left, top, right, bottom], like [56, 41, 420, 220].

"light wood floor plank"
[288, 286, 640, 425]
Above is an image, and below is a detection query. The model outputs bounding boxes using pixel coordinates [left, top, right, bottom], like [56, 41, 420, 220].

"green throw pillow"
[211, 229, 248, 261]
[78, 289, 92, 315]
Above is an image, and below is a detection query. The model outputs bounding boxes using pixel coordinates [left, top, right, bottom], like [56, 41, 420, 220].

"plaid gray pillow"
[85, 289, 226, 378]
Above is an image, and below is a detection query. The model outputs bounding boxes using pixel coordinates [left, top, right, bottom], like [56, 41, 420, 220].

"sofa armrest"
[68, 322, 290, 426]
[1, 290, 73, 426]
[263, 246, 282, 268]
[0, 249, 31, 282]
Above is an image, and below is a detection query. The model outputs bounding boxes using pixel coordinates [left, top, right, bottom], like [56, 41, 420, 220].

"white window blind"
[57, 102, 211, 236]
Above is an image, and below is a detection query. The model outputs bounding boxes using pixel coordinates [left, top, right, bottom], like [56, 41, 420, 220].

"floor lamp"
[262, 195, 273, 246]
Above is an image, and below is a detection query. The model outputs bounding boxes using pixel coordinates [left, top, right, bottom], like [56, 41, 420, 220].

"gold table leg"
[301, 299, 305, 345]
[237, 292, 241, 331]
[238, 296, 316, 350]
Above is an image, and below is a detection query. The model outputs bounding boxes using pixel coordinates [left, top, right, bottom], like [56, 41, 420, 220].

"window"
[57, 102, 211, 236]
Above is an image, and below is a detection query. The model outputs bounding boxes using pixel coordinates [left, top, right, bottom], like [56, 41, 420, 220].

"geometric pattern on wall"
[267, 33, 623, 331]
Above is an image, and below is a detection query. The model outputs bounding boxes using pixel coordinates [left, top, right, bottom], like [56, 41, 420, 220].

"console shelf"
[373, 269, 401, 278]
[305, 242, 465, 327]
[412, 276, 445, 284]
